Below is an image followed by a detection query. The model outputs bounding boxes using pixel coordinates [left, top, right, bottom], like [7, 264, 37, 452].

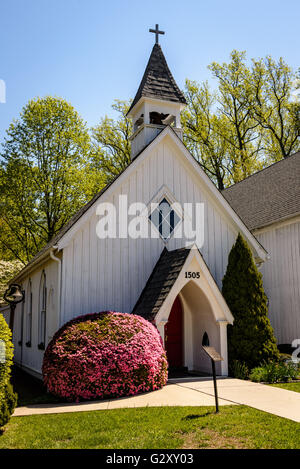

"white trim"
[154, 246, 234, 326]
[12, 251, 51, 283]
[153, 246, 233, 376]
[57, 127, 267, 262]
[130, 123, 182, 142]
[127, 96, 186, 118]
[147, 184, 184, 245]
[50, 247, 62, 331]
[218, 320, 229, 376]
[252, 213, 300, 235]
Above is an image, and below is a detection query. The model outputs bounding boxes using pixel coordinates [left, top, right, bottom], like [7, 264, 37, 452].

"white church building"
[5, 29, 300, 379]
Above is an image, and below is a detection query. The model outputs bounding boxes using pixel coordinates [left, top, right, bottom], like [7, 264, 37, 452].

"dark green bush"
[0, 383, 17, 428]
[230, 360, 249, 380]
[222, 233, 279, 369]
[0, 314, 17, 428]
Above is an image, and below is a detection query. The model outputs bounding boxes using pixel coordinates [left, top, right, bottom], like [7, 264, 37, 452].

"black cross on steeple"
[149, 24, 165, 44]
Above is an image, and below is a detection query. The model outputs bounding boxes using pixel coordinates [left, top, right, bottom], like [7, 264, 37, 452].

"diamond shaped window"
[149, 198, 181, 241]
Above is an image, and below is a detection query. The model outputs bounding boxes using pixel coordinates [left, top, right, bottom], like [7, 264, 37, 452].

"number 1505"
[185, 272, 200, 279]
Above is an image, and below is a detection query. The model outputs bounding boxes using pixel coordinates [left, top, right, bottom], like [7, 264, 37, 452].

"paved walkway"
[173, 378, 300, 422]
[13, 377, 300, 422]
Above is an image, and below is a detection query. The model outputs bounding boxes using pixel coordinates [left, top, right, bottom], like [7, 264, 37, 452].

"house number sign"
[185, 272, 200, 279]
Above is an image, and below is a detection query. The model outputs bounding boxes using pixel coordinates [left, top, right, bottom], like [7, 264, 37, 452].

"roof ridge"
[222, 151, 300, 230]
[223, 151, 300, 192]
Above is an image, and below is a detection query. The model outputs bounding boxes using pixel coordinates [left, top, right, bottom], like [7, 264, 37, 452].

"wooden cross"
[149, 24, 165, 44]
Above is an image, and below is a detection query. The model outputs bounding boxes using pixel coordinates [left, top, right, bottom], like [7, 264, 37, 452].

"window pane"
[149, 196, 181, 241]
[159, 199, 171, 218]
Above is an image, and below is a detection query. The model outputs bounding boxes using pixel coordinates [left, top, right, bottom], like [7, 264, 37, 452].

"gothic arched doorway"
[165, 296, 183, 368]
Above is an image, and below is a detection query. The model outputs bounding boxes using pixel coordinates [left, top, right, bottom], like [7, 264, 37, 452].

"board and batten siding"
[60, 138, 239, 325]
[255, 217, 300, 345]
[10, 258, 59, 377]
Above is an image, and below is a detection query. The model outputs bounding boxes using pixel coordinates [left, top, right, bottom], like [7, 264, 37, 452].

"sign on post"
[202, 346, 223, 413]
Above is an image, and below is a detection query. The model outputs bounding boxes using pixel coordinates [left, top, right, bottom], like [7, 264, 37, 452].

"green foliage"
[0, 260, 23, 305]
[0, 314, 17, 428]
[0, 96, 106, 263]
[0, 383, 17, 429]
[209, 51, 263, 182]
[250, 361, 299, 383]
[182, 51, 300, 189]
[222, 233, 279, 369]
[91, 100, 132, 184]
[250, 56, 300, 160]
[182, 80, 230, 189]
[229, 360, 249, 380]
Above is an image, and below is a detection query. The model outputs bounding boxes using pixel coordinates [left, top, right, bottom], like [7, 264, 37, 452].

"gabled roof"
[222, 152, 300, 230]
[132, 245, 234, 324]
[13, 126, 268, 282]
[127, 43, 186, 114]
[132, 247, 190, 321]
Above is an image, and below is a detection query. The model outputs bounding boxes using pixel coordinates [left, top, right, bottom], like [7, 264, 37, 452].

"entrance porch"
[132, 245, 233, 376]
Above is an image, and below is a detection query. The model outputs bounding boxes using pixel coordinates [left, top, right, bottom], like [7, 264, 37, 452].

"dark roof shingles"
[222, 152, 300, 230]
[128, 44, 186, 114]
[132, 246, 190, 321]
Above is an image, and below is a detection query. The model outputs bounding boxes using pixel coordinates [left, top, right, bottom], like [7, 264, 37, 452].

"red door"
[165, 296, 183, 368]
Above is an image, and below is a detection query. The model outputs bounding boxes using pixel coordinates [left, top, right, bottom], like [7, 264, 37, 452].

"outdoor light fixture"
[4, 283, 25, 333]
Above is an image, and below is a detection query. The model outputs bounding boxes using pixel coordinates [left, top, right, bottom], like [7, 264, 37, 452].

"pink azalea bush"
[42, 312, 168, 402]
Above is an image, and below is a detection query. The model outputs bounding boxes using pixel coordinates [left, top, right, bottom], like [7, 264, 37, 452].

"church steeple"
[128, 26, 186, 159]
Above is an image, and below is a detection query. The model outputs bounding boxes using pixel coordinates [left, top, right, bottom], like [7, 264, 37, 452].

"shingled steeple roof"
[127, 43, 186, 114]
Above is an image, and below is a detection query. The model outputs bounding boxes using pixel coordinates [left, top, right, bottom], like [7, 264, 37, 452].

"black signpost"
[202, 346, 223, 413]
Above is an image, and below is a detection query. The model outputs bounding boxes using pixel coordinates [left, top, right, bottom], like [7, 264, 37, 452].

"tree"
[209, 51, 264, 182]
[0, 260, 23, 305]
[0, 96, 105, 263]
[222, 233, 279, 369]
[182, 80, 230, 189]
[91, 100, 132, 183]
[249, 56, 300, 160]
[182, 51, 299, 188]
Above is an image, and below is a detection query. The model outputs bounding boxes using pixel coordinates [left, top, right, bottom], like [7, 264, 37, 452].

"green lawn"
[269, 382, 300, 393]
[1, 406, 299, 449]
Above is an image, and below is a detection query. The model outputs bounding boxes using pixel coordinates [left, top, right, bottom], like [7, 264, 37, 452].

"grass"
[0, 406, 299, 449]
[269, 382, 300, 393]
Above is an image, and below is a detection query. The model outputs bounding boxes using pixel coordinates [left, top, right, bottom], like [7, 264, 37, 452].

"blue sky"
[0, 0, 299, 141]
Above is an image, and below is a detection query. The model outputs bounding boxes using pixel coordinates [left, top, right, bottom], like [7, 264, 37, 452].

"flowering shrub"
[43, 312, 168, 402]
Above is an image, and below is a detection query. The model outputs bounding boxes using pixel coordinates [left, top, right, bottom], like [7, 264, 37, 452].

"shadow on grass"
[182, 412, 213, 420]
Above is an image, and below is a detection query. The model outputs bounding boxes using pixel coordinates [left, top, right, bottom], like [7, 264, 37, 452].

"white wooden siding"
[11, 258, 59, 376]
[61, 139, 240, 325]
[256, 219, 300, 344]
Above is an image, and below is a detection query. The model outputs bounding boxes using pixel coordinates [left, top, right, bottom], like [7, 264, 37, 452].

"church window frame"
[25, 279, 33, 348]
[148, 185, 183, 243]
[38, 271, 47, 350]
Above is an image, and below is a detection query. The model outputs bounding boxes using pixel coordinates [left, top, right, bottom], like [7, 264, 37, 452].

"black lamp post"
[4, 283, 25, 334]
